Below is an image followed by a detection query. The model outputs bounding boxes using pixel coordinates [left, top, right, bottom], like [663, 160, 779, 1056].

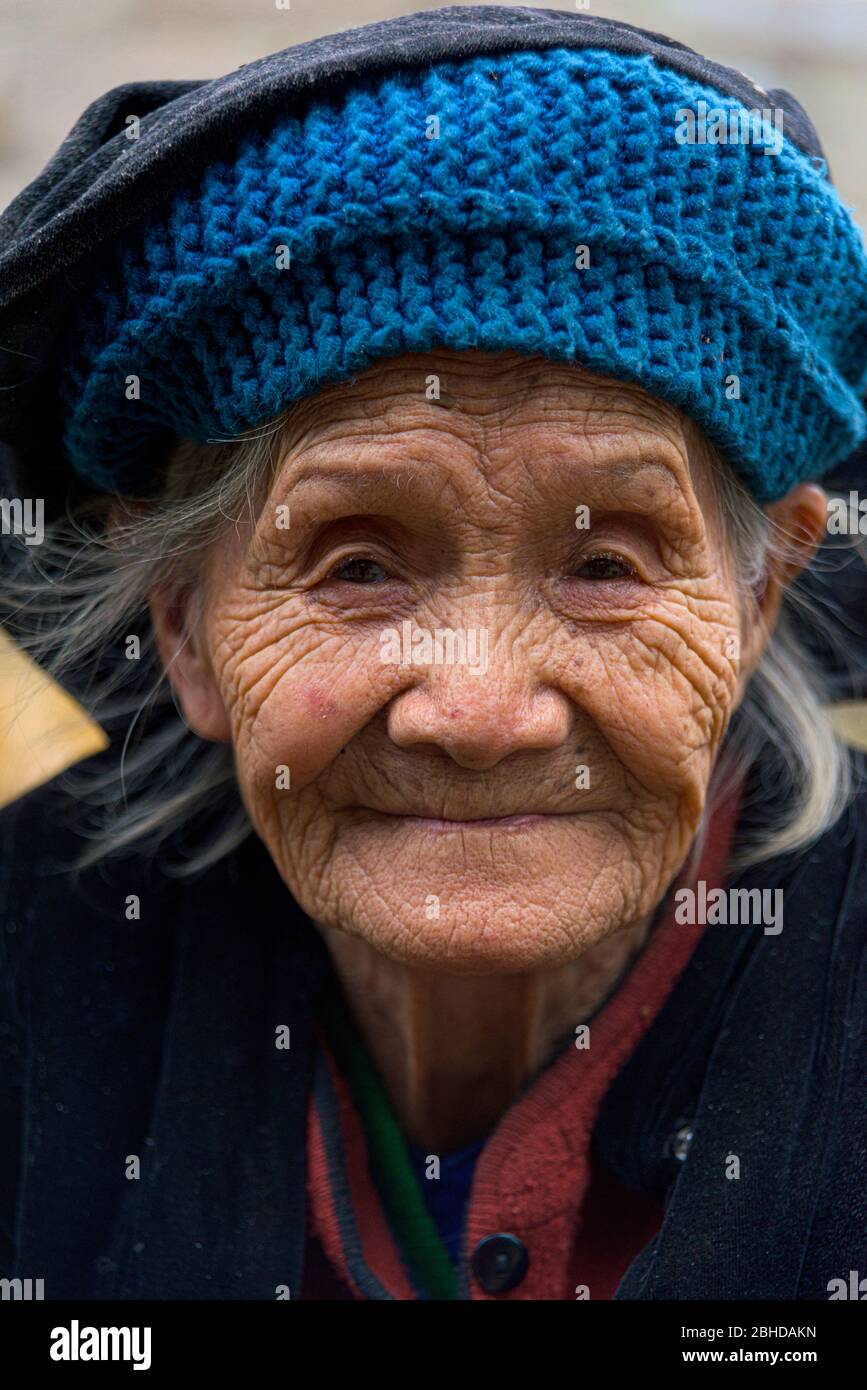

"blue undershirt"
[407, 1138, 486, 1263]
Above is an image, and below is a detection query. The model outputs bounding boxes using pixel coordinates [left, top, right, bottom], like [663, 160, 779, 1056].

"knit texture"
[61, 46, 867, 501]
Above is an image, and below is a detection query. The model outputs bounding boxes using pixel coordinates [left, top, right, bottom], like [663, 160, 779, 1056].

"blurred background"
[2, 0, 867, 219]
[1, 0, 866, 805]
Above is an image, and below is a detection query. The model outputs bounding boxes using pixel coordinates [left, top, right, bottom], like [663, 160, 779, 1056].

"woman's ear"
[755, 482, 828, 626]
[149, 583, 231, 742]
[736, 483, 827, 683]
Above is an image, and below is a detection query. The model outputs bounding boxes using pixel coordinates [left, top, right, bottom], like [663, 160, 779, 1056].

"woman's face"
[155, 351, 810, 973]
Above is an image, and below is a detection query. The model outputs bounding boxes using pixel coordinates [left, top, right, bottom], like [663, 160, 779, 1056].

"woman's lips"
[369, 811, 566, 831]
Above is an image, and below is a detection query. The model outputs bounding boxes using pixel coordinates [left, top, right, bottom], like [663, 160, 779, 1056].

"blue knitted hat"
[60, 45, 867, 502]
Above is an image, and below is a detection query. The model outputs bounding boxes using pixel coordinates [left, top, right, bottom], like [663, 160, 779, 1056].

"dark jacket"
[1, 753, 865, 1300]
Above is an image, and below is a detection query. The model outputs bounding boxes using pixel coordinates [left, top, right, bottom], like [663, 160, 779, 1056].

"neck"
[318, 920, 651, 1151]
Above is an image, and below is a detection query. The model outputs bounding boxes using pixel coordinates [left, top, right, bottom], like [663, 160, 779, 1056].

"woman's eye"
[574, 551, 636, 581]
[327, 555, 390, 584]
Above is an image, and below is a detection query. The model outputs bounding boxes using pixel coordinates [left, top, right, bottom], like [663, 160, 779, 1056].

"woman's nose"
[386, 651, 573, 771]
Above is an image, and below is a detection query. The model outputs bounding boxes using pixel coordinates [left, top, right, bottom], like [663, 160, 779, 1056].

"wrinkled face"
[161, 351, 768, 973]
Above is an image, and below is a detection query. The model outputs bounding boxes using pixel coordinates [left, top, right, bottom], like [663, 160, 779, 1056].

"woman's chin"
[265, 805, 662, 972]
[293, 840, 646, 975]
[320, 901, 622, 974]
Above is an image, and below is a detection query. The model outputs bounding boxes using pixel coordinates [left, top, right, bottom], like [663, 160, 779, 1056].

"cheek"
[563, 596, 740, 805]
[207, 601, 396, 805]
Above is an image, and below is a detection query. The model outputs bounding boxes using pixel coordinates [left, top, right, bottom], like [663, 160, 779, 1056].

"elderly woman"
[1, 7, 865, 1304]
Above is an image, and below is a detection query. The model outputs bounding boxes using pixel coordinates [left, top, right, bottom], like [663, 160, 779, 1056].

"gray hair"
[0, 416, 854, 876]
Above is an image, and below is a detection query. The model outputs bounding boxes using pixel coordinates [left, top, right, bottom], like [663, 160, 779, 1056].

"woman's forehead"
[251, 352, 724, 537]
[274, 351, 692, 471]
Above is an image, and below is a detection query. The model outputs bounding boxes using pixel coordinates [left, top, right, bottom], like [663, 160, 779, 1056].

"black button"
[471, 1233, 529, 1293]
[669, 1122, 694, 1163]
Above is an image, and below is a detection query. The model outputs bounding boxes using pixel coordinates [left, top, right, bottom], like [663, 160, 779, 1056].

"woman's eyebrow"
[274, 459, 437, 507]
[286, 465, 418, 491]
[275, 450, 687, 515]
[587, 457, 687, 502]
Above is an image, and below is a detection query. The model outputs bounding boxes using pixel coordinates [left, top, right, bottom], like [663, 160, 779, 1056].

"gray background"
[1, 0, 866, 234]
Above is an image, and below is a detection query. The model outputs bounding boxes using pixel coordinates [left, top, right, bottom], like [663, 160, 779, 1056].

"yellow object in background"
[0, 629, 108, 809]
[826, 700, 867, 754]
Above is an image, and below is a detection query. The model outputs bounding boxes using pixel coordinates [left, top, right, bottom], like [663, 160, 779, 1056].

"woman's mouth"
[370, 811, 567, 832]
